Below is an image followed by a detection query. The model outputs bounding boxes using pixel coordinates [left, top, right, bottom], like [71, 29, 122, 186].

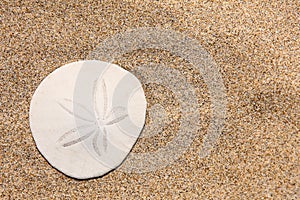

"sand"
[1, 0, 299, 199]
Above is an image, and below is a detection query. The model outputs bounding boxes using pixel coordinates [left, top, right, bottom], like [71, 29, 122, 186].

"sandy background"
[1, 0, 299, 199]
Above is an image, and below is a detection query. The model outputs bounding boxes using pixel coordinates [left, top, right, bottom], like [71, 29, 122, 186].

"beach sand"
[1, 0, 299, 199]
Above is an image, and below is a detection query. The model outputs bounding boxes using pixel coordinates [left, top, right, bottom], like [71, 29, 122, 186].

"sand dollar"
[29, 60, 147, 179]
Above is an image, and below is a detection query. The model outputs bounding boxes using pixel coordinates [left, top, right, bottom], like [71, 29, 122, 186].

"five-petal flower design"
[57, 78, 128, 157]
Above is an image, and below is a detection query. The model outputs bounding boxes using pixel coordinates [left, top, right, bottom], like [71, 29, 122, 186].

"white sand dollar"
[29, 60, 147, 179]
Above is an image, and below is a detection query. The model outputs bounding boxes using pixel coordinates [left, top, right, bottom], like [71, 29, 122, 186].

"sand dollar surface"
[29, 60, 147, 179]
